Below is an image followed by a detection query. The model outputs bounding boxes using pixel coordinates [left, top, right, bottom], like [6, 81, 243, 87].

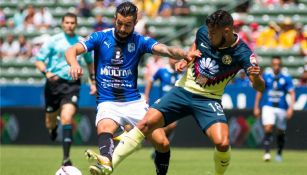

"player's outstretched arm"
[152, 43, 201, 62]
[248, 65, 265, 92]
[287, 90, 295, 120]
[175, 42, 197, 72]
[65, 43, 86, 80]
[253, 91, 263, 118]
[144, 79, 154, 104]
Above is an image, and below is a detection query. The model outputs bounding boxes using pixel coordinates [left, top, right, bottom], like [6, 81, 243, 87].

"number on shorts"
[208, 102, 224, 116]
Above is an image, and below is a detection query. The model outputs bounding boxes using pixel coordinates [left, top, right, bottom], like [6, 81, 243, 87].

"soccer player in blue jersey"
[112, 10, 265, 175]
[254, 56, 295, 162]
[65, 2, 200, 175]
[35, 12, 96, 166]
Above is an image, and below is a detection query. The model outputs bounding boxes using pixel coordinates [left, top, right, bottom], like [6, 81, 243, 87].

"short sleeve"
[240, 51, 258, 76]
[35, 38, 53, 62]
[80, 32, 105, 52]
[195, 26, 207, 47]
[140, 35, 158, 54]
[153, 69, 161, 81]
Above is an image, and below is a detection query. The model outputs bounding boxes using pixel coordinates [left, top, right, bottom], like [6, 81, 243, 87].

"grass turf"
[1, 145, 306, 175]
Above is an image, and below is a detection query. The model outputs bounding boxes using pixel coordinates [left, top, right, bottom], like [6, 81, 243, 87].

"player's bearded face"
[62, 17, 77, 36]
[115, 14, 136, 41]
[272, 59, 282, 74]
[208, 27, 226, 48]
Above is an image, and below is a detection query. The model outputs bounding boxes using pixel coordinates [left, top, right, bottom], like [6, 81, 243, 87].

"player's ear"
[224, 27, 231, 34]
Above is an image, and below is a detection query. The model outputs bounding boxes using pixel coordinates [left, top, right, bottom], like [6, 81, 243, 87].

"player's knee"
[155, 138, 170, 152]
[215, 138, 230, 152]
[45, 120, 56, 129]
[138, 120, 155, 136]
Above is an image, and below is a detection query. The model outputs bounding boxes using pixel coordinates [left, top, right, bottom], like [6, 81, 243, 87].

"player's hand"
[175, 59, 188, 73]
[89, 83, 97, 95]
[186, 49, 201, 63]
[247, 65, 261, 77]
[69, 63, 83, 80]
[253, 107, 261, 119]
[46, 72, 59, 81]
[286, 108, 294, 120]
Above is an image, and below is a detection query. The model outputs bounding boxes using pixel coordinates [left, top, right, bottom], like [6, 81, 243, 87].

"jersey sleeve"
[35, 38, 53, 62]
[152, 69, 161, 81]
[239, 51, 258, 76]
[140, 35, 158, 54]
[80, 32, 105, 52]
[195, 26, 206, 47]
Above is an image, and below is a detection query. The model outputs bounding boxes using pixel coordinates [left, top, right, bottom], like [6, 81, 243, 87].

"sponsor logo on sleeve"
[249, 53, 258, 65]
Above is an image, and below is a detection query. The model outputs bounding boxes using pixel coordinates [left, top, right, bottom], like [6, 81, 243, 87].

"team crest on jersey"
[112, 46, 124, 65]
[128, 43, 135, 52]
[222, 55, 232, 65]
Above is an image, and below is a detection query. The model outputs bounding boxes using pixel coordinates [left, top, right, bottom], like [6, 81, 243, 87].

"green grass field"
[1, 145, 306, 175]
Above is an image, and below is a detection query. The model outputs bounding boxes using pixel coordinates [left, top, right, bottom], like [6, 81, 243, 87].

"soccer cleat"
[113, 131, 128, 141]
[62, 158, 72, 166]
[49, 125, 58, 141]
[263, 153, 271, 162]
[85, 149, 113, 175]
[275, 154, 282, 162]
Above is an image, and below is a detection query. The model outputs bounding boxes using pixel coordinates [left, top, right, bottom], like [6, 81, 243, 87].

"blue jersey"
[233, 77, 250, 87]
[153, 66, 180, 97]
[81, 28, 158, 103]
[176, 26, 257, 99]
[36, 32, 93, 80]
[263, 72, 294, 109]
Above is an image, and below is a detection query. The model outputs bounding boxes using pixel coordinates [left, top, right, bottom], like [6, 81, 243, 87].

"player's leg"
[86, 118, 119, 175]
[151, 122, 177, 160]
[112, 108, 165, 168]
[148, 128, 171, 175]
[113, 87, 190, 170]
[44, 79, 61, 141]
[86, 102, 125, 175]
[261, 106, 276, 161]
[206, 123, 230, 175]
[192, 98, 229, 175]
[45, 110, 60, 141]
[59, 79, 81, 166]
[275, 108, 287, 162]
[60, 103, 77, 166]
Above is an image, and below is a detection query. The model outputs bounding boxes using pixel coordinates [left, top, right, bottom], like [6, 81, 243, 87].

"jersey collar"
[218, 33, 240, 50]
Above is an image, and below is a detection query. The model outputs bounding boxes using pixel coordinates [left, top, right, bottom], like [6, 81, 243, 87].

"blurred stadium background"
[0, 0, 307, 174]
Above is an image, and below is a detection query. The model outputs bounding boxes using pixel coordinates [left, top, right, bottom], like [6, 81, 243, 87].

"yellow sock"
[214, 147, 231, 175]
[112, 127, 145, 168]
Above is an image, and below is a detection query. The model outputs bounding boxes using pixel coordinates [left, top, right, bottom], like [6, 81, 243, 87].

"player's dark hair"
[115, 1, 138, 21]
[272, 55, 281, 60]
[206, 10, 233, 28]
[272, 55, 282, 64]
[62, 12, 77, 23]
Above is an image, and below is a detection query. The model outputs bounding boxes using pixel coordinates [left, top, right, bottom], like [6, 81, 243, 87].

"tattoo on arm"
[153, 44, 186, 60]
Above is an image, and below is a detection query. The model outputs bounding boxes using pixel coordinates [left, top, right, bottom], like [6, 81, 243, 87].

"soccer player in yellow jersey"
[111, 10, 265, 175]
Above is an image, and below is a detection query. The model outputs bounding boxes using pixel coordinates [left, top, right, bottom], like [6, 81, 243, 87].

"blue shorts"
[151, 87, 227, 131]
